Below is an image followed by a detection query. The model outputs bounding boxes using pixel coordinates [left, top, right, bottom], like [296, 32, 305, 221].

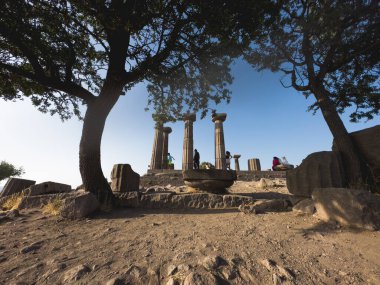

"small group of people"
[193, 149, 232, 170]
[272, 156, 293, 171]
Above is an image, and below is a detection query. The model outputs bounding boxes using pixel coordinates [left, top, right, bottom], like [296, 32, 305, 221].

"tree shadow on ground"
[297, 220, 369, 235]
[231, 192, 291, 200]
[92, 207, 239, 220]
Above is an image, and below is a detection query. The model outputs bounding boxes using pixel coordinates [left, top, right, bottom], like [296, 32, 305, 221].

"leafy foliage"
[245, 0, 380, 122]
[0, 161, 24, 181]
[0, 0, 277, 122]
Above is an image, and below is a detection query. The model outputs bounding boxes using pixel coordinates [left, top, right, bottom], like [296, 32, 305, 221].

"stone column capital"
[163, 127, 172, 134]
[183, 113, 196, 122]
[212, 113, 227, 123]
[233, 154, 241, 159]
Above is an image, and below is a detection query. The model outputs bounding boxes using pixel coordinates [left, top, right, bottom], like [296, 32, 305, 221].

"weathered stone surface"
[183, 271, 218, 285]
[183, 169, 237, 193]
[312, 188, 380, 230]
[239, 199, 290, 214]
[333, 125, 380, 191]
[292, 199, 315, 215]
[286, 151, 345, 197]
[62, 264, 91, 282]
[18, 193, 71, 210]
[115, 191, 141, 208]
[106, 277, 125, 285]
[140, 193, 174, 208]
[25, 181, 71, 196]
[20, 241, 44, 254]
[222, 195, 255, 208]
[110, 164, 140, 193]
[200, 255, 225, 270]
[0, 178, 35, 198]
[60, 192, 99, 219]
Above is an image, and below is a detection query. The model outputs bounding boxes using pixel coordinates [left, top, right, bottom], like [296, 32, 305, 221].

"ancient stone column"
[212, 113, 227, 170]
[248, 158, 261, 171]
[233, 155, 241, 171]
[161, 127, 172, 169]
[182, 113, 196, 170]
[150, 123, 164, 170]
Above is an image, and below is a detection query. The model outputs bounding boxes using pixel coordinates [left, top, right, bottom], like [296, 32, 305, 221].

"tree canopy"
[0, 161, 24, 181]
[244, 0, 379, 189]
[0, 0, 278, 207]
[245, 0, 379, 122]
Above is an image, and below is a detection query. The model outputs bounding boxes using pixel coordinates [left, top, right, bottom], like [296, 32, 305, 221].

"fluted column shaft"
[233, 155, 241, 171]
[212, 113, 227, 170]
[150, 124, 163, 170]
[182, 113, 196, 170]
[161, 127, 172, 169]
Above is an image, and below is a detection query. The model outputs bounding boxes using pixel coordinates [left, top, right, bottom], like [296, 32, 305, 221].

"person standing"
[226, 151, 232, 170]
[193, 149, 200, 169]
[167, 153, 175, 169]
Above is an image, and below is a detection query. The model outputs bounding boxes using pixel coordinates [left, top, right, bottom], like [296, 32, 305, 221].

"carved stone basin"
[182, 169, 237, 194]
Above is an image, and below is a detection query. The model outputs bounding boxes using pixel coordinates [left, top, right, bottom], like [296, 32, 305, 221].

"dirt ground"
[0, 180, 379, 285]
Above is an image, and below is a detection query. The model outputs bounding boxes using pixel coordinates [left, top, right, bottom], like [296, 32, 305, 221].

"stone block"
[286, 151, 345, 197]
[139, 193, 174, 208]
[0, 178, 35, 198]
[222, 195, 255, 208]
[60, 192, 99, 219]
[333, 125, 380, 191]
[111, 164, 140, 193]
[25, 181, 71, 196]
[312, 188, 380, 230]
[115, 191, 141, 208]
[18, 193, 72, 209]
[292, 198, 315, 215]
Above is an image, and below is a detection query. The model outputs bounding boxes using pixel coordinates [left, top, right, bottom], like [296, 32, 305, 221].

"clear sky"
[0, 59, 378, 188]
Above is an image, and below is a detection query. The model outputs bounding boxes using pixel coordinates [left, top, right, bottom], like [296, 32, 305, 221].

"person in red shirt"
[272, 156, 281, 171]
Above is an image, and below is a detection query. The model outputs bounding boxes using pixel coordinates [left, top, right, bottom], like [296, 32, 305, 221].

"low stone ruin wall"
[141, 170, 286, 188]
[115, 191, 257, 209]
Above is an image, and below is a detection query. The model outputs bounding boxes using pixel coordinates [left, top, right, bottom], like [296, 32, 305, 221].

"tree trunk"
[312, 86, 374, 189]
[79, 83, 122, 210]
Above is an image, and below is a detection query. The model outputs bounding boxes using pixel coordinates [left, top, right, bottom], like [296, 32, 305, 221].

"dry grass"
[42, 197, 63, 216]
[1, 192, 25, 210]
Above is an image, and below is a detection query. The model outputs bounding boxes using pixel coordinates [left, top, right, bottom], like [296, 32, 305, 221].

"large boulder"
[110, 164, 140, 193]
[0, 178, 35, 198]
[25, 181, 71, 196]
[312, 188, 380, 230]
[286, 151, 345, 197]
[333, 125, 380, 191]
[60, 192, 99, 219]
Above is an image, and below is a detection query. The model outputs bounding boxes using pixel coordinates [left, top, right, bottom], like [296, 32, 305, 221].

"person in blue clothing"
[167, 153, 175, 168]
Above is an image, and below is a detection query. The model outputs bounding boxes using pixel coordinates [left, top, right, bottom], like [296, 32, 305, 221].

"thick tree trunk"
[313, 86, 374, 189]
[79, 82, 122, 210]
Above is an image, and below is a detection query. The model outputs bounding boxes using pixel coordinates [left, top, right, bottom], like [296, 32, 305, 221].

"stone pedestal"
[182, 113, 196, 170]
[233, 155, 241, 171]
[150, 123, 163, 170]
[161, 127, 172, 169]
[248, 158, 261, 171]
[182, 169, 237, 194]
[212, 113, 227, 170]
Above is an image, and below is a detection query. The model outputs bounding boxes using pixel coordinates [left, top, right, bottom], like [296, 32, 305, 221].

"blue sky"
[0, 59, 378, 188]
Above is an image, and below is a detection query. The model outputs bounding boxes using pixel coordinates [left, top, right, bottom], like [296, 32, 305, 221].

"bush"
[200, 162, 215, 169]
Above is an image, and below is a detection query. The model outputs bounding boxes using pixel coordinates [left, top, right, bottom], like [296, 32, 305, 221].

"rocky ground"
[0, 179, 379, 285]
